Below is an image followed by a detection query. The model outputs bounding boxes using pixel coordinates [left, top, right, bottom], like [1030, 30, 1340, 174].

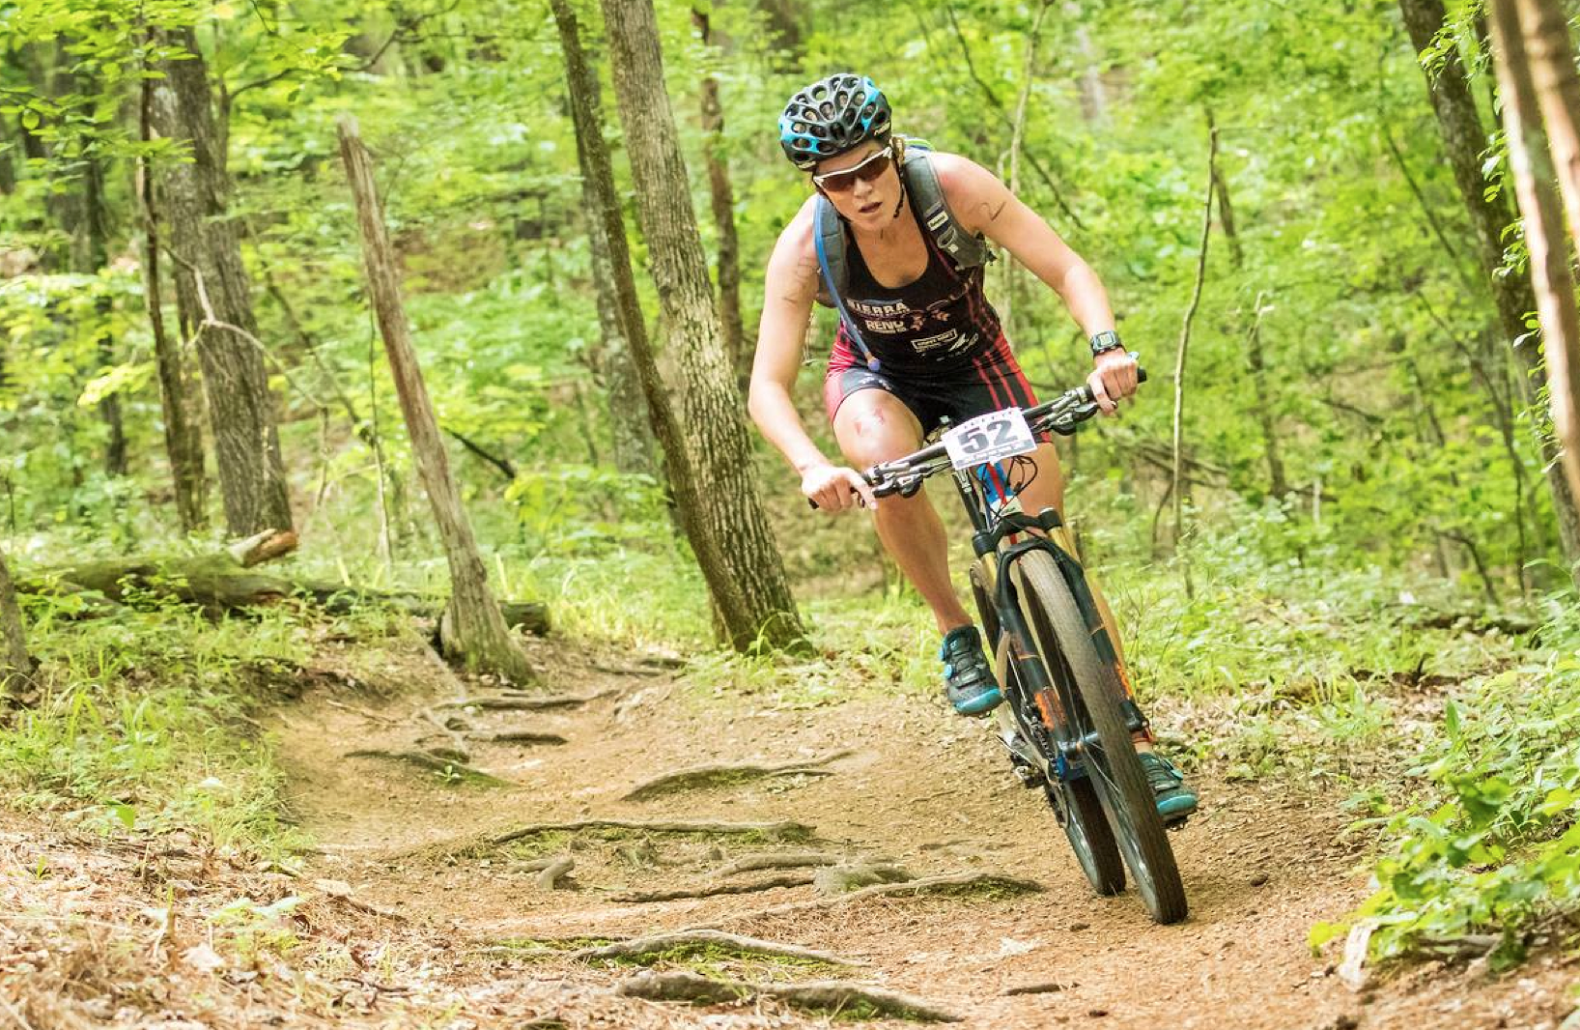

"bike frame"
[860, 383, 1143, 788]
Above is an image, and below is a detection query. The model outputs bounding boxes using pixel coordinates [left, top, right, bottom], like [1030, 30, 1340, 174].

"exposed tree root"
[345, 749, 510, 786]
[615, 970, 960, 1022]
[812, 862, 915, 896]
[700, 871, 1042, 928]
[613, 874, 814, 903]
[620, 750, 852, 801]
[489, 819, 814, 847]
[1002, 980, 1073, 996]
[476, 730, 569, 745]
[323, 698, 400, 725]
[312, 878, 406, 922]
[536, 856, 575, 890]
[713, 852, 849, 877]
[570, 929, 861, 966]
[437, 689, 614, 712]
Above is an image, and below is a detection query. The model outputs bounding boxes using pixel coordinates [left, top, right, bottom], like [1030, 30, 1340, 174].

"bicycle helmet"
[778, 73, 892, 170]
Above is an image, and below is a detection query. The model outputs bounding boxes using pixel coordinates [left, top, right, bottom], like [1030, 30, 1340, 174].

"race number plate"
[942, 408, 1037, 470]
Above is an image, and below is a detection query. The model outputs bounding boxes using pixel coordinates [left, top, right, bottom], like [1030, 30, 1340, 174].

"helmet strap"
[889, 137, 907, 221]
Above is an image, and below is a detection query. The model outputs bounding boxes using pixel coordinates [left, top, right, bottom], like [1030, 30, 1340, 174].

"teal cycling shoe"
[940, 626, 1003, 716]
[1139, 752, 1198, 824]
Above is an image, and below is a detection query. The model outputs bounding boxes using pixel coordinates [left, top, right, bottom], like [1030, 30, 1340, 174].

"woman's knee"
[834, 398, 921, 466]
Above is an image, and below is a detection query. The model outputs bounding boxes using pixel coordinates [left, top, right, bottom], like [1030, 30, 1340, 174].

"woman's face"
[813, 141, 900, 231]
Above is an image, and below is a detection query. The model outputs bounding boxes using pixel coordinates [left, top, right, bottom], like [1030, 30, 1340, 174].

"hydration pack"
[813, 140, 994, 369]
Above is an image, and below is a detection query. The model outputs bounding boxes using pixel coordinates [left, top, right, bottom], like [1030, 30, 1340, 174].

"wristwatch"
[1089, 330, 1123, 358]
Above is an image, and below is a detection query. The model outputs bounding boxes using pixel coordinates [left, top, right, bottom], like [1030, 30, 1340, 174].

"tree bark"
[1070, 11, 1108, 126]
[27, 45, 126, 474]
[1398, 0, 1580, 570]
[565, 42, 656, 477]
[1171, 115, 1217, 597]
[338, 117, 535, 683]
[0, 549, 31, 698]
[1245, 294, 1288, 499]
[1490, 0, 1580, 516]
[602, 0, 804, 651]
[557, 0, 804, 651]
[692, 8, 746, 373]
[152, 27, 292, 537]
[1002, 0, 1053, 342]
[140, 37, 208, 532]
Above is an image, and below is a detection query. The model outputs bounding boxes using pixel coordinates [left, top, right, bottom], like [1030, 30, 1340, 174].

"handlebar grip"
[1078, 353, 1147, 402]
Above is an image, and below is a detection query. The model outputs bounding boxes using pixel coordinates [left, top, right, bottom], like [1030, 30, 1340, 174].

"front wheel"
[1015, 551, 1188, 924]
[1045, 777, 1125, 896]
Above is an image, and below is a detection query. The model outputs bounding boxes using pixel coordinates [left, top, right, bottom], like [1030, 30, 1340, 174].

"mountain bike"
[857, 368, 1188, 924]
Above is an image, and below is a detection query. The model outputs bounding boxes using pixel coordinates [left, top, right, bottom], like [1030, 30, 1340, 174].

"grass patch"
[493, 936, 620, 956]
[2, 597, 316, 855]
[1311, 616, 1580, 969]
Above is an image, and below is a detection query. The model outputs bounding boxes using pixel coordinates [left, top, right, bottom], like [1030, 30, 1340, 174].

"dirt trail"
[274, 639, 1576, 1029]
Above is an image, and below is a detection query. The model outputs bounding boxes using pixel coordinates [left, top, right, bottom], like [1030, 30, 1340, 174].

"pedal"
[1010, 758, 1046, 789]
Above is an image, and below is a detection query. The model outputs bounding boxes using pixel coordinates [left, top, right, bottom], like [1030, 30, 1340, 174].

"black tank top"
[832, 203, 1003, 378]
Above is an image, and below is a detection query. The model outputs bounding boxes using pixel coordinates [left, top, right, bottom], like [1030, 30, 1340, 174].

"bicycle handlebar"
[808, 362, 1147, 508]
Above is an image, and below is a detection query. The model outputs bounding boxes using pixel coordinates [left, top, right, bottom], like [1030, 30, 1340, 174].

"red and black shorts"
[823, 333, 1044, 438]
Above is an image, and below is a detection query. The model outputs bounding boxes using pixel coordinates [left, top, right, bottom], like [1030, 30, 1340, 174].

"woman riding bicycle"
[746, 73, 1195, 822]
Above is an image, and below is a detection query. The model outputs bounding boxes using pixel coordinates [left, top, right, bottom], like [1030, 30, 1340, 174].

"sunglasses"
[812, 147, 894, 192]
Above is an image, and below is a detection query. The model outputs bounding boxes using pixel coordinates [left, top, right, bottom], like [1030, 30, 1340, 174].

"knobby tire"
[972, 563, 1124, 897]
[1015, 551, 1188, 924]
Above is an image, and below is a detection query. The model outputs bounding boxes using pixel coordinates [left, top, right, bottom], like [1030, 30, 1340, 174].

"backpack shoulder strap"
[813, 195, 844, 309]
[813, 195, 878, 370]
[900, 146, 993, 270]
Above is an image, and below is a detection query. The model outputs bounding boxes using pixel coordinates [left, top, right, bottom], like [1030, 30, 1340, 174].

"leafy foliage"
[1311, 620, 1580, 967]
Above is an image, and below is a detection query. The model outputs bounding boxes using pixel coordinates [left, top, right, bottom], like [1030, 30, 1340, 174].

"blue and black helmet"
[779, 73, 892, 170]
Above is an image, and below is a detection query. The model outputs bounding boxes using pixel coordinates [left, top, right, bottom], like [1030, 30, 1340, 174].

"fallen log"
[19, 556, 548, 634]
[571, 930, 861, 966]
[616, 970, 960, 1022]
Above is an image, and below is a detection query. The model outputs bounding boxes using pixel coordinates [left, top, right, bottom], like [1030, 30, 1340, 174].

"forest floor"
[4, 627, 1579, 1029]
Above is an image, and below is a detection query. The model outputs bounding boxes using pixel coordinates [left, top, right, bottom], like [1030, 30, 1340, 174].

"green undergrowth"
[0, 589, 357, 856]
[1311, 609, 1580, 969]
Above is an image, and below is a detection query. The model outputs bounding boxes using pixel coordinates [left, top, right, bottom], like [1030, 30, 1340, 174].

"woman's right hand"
[801, 463, 878, 512]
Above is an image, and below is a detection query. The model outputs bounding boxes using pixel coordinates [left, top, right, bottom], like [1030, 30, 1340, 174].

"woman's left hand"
[1088, 349, 1139, 414]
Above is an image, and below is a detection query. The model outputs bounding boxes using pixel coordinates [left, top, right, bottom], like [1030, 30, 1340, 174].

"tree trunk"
[602, 0, 805, 651]
[692, 8, 746, 373]
[1490, 0, 1580, 519]
[1398, 0, 1580, 571]
[0, 549, 30, 698]
[1066, 2, 1109, 125]
[80, 147, 128, 477]
[338, 117, 535, 684]
[1002, 0, 1053, 342]
[1170, 115, 1217, 598]
[1245, 294, 1288, 499]
[28, 45, 126, 474]
[556, 0, 804, 651]
[139, 62, 208, 532]
[152, 27, 292, 538]
[565, 45, 656, 477]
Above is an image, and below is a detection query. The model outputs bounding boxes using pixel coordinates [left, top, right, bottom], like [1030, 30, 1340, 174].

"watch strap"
[1090, 330, 1123, 357]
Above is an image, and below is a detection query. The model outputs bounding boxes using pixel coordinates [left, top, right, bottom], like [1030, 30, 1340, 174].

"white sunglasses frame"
[811, 146, 895, 191]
